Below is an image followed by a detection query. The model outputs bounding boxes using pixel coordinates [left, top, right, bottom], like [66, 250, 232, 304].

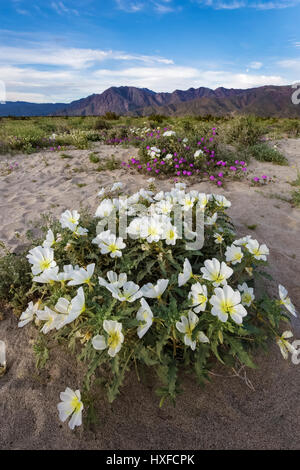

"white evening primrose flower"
[178, 258, 193, 287]
[98, 187, 106, 197]
[42, 229, 55, 248]
[109, 281, 143, 303]
[225, 245, 244, 265]
[175, 182, 186, 190]
[18, 301, 40, 328]
[73, 226, 89, 237]
[111, 181, 123, 192]
[194, 149, 204, 158]
[163, 130, 176, 137]
[188, 283, 208, 313]
[70, 287, 86, 319]
[36, 307, 60, 334]
[147, 177, 155, 183]
[210, 285, 247, 324]
[164, 224, 179, 245]
[238, 283, 255, 307]
[198, 193, 211, 209]
[93, 230, 126, 258]
[198, 331, 210, 343]
[176, 311, 199, 351]
[201, 258, 233, 287]
[141, 279, 169, 300]
[33, 266, 59, 284]
[155, 199, 173, 215]
[27, 246, 56, 275]
[98, 271, 127, 289]
[180, 195, 195, 212]
[92, 320, 124, 357]
[140, 216, 163, 243]
[58, 264, 77, 282]
[136, 298, 153, 339]
[233, 235, 252, 247]
[213, 195, 231, 209]
[205, 213, 218, 226]
[127, 217, 143, 239]
[154, 190, 165, 202]
[57, 387, 83, 430]
[246, 239, 269, 261]
[278, 285, 297, 317]
[214, 233, 224, 244]
[68, 264, 95, 286]
[94, 199, 115, 218]
[60, 210, 80, 231]
[276, 331, 296, 360]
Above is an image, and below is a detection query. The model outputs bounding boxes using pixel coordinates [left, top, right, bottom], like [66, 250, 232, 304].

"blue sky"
[0, 0, 299, 102]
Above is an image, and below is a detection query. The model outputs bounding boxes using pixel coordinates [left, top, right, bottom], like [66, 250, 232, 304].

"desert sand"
[0, 139, 300, 450]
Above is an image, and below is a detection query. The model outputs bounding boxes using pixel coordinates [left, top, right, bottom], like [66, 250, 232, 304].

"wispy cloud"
[195, 0, 300, 9]
[248, 61, 263, 69]
[115, 0, 180, 13]
[51, 1, 79, 16]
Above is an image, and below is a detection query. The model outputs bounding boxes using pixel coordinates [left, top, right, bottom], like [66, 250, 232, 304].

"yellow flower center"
[242, 293, 252, 304]
[197, 294, 207, 305]
[220, 300, 235, 315]
[71, 396, 82, 414]
[109, 243, 118, 253]
[40, 259, 51, 270]
[108, 331, 121, 350]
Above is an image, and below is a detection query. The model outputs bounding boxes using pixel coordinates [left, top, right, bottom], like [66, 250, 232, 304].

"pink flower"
[210, 175, 215, 181]
[218, 172, 223, 178]
[217, 181, 222, 186]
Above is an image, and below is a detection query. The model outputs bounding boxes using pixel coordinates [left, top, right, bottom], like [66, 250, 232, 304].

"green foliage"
[249, 143, 288, 165]
[226, 115, 265, 147]
[89, 152, 100, 164]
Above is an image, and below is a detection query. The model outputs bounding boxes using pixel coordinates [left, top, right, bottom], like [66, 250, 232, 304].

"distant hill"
[0, 101, 66, 117]
[0, 85, 299, 118]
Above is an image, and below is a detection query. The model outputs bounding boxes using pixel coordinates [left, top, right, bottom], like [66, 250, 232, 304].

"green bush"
[249, 143, 288, 165]
[227, 115, 265, 147]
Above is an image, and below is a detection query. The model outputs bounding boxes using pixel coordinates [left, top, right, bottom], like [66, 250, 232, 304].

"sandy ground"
[0, 139, 300, 450]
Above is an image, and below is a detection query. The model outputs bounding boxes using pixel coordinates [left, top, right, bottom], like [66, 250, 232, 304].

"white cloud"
[248, 61, 263, 69]
[278, 58, 300, 72]
[51, 1, 79, 15]
[195, 0, 300, 9]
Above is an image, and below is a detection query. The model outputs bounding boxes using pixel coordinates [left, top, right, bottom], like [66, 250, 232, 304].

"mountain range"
[0, 85, 299, 118]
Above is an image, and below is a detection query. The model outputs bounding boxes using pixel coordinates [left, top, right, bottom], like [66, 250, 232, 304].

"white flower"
[18, 301, 40, 328]
[33, 266, 59, 284]
[127, 217, 143, 239]
[36, 306, 60, 334]
[238, 283, 255, 307]
[164, 224, 179, 245]
[98, 187, 106, 197]
[73, 226, 88, 236]
[154, 190, 165, 201]
[140, 216, 163, 243]
[57, 264, 79, 282]
[214, 233, 224, 244]
[180, 195, 195, 212]
[55, 288, 85, 330]
[98, 271, 127, 289]
[178, 258, 193, 287]
[27, 246, 56, 275]
[155, 199, 173, 215]
[233, 235, 252, 247]
[93, 230, 126, 258]
[139, 188, 154, 202]
[194, 149, 204, 158]
[42, 229, 55, 248]
[147, 178, 155, 183]
[197, 193, 211, 209]
[201, 258, 233, 287]
[95, 199, 115, 218]
[141, 279, 169, 300]
[109, 281, 143, 303]
[68, 264, 95, 286]
[136, 298, 153, 338]
[0, 341, 6, 369]
[60, 210, 80, 231]
[205, 213, 218, 226]
[276, 331, 296, 360]
[111, 182, 123, 192]
[176, 311, 199, 350]
[165, 153, 173, 160]
[210, 285, 248, 324]
[225, 245, 244, 265]
[57, 387, 83, 430]
[163, 130, 176, 137]
[189, 283, 208, 313]
[92, 320, 124, 357]
[213, 195, 231, 209]
[198, 331, 210, 343]
[246, 239, 269, 261]
[278, 285, 297, 317]
[175, 183, 186, 190]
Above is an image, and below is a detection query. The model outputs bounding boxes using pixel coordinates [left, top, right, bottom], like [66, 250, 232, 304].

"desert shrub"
[249, 143, 288, 165]
[103, 111, 119, 120]
[89, 152, 100, 164]
[93, 118, 111, 131]
[281, 119, 300, 137]
[291, 189, 300, 207]
[226, 116, 265, 147]
[148, 114, 166, 124]
[4, 183, 297, 428]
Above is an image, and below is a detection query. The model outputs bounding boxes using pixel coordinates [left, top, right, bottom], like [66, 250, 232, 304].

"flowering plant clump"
[120, 128, 249, 185]
[12, 181, 298, 428]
